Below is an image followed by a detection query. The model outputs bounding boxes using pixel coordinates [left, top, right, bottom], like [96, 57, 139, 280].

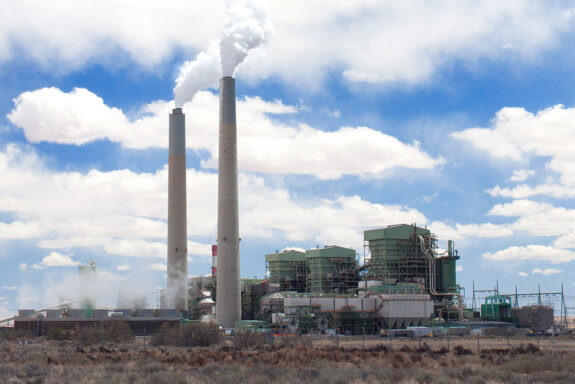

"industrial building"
[265, 246, 358, 294]
[363, 224, 463, 320]
[245, 224, 462, 333]
[12, 308, 179, 337]
[2, 69, 568, 335]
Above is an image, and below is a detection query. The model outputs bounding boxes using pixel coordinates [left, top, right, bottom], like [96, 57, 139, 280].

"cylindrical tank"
[434, 259, 443, 292]
[167, 108, 188, 312]
[216, 77, 241, 329]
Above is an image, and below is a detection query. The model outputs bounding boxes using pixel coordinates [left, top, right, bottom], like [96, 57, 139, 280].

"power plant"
[2, 70, 570, 339]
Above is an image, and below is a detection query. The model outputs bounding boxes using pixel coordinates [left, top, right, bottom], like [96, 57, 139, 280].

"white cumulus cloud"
[8, 87, 442, 179]
[483, 245, 575, 264]
[452, 105, 575, 192]
[531, 268, 563, 275]
[240, 1, 575, 88]
[508, 169, 535, 182]
[33, 252, 79, 268]
[0, 144, 433, 262]
[2, 1, 572, 90]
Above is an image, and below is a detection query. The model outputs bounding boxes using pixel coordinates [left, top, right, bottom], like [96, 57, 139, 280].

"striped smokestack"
[216, 77, 241, 328]
[166, 107, 188, 313]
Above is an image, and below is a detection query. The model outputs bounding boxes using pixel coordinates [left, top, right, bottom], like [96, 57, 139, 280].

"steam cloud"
[220, 0, 274, 77]
[174, 43, 221, 108]
[173, 0, 273, 107]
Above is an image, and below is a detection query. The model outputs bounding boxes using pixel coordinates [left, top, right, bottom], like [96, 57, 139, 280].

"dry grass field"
[1, 332, 575, 383]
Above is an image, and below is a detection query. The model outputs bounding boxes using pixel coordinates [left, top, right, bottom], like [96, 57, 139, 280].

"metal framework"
[265, 247, 359, 295]
[363, 224, 464, 320]
[306, 257, 358, 294]
[266, 260, 307, 292]
[472, 281, 569, 328]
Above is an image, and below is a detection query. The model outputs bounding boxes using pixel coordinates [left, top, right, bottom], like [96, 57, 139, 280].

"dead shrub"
[71, 322, 133, 345]
[278, 334, 312, 349]
[185, 322, 222, 347]
[410, 353, 423, 363]
[150, 322, 221, 347]
[104, 321, 134, 343]
[511, 343, 541, 356]
[46, 327, 71, 341]
[391, 352, 408, 368]
[453, 345, 473, 356]
[232, 330, 265, 349]
[73, 325, 102, 346]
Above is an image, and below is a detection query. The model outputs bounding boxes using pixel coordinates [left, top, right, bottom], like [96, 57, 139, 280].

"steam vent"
[216, 77, 241, 328]
[167, 107, 188, 312]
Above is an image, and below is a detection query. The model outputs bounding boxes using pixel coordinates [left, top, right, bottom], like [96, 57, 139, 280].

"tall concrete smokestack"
[216, 77, 240, 328]
[167, 107, 188, 312]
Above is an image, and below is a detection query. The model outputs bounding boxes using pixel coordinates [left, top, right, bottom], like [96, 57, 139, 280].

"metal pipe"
[216, 77, 241, 328]
[417, 235, 465, 321]
[167, 107, 188, 312]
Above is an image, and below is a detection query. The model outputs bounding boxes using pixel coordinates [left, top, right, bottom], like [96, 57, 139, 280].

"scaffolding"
[281, 296, 377, 335]
[363, 224, 463, 320]
[266, 250, 307, 292]
[364, 225, 436, 289]
[328, 307, 378, 335]
[306, 246, 359, 294]
[241, 279, 267, 320]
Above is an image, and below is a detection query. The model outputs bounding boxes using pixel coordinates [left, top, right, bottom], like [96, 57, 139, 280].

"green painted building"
[305, 246, 358, 294]
[265, 250, 307, 292]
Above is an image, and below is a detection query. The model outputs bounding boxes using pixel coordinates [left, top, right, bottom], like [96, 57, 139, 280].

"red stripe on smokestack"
[212, 245, 217, 278]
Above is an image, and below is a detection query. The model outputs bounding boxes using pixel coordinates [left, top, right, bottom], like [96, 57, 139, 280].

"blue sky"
[1, 0, 575, 316]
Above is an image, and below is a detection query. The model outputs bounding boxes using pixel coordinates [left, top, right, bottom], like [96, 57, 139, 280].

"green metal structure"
[364, 225, 433, 287]
[435, 241, 459, 293]
[481, 295, 512, 321]
[265, 250, 307, 292]
[305, 246, 358, 294]
[363, 224, 464, 320]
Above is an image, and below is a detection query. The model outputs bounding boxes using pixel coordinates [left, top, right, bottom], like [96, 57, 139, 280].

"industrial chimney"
[216, 77, 241, 328]
[166, 107, 188, 313]
[211, 245, 218, 278]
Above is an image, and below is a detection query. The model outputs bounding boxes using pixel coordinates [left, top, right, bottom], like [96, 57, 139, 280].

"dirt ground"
[308, 333, 575, 352]
[1, 335, 575, 383]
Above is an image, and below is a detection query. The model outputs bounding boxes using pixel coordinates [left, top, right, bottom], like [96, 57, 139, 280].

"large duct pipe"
[216, 77, 241, 328]
[166, 107, 188, 312]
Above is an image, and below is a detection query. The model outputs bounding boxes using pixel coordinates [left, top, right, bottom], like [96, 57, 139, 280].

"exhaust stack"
[211, 245, 218, 278]
[166, 107, 188, 312]
[216, 77, 241, 328]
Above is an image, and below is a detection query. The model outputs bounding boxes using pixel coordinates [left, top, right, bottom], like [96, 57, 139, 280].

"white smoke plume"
[220, 0, 274, 77]
[173, 43, 221, 108]
[173, 0, 273, 107]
